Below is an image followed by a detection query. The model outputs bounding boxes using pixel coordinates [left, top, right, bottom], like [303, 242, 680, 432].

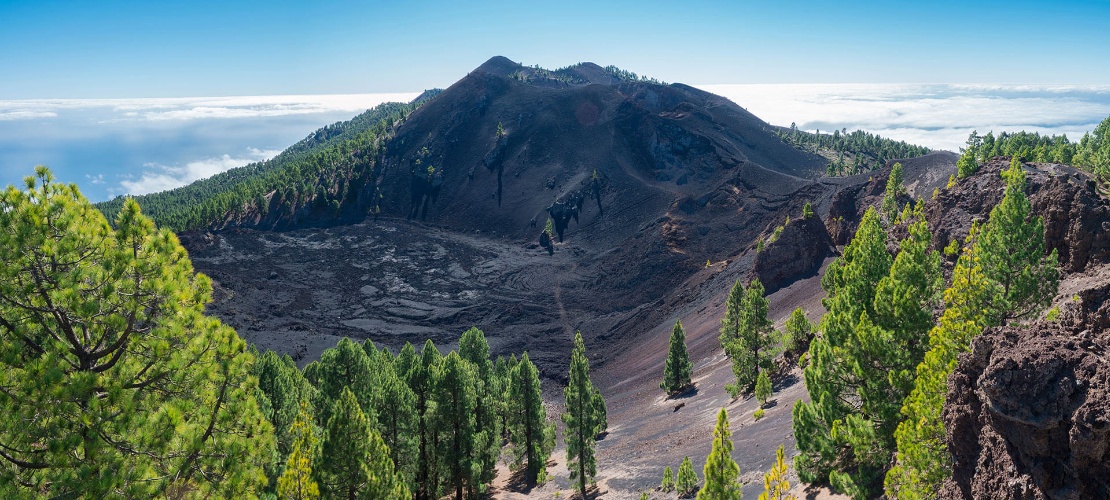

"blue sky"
[1, 1, 1109, 201]
[2, 0, 1109, 98]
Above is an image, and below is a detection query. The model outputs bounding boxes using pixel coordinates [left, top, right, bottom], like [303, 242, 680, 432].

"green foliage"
[662, 466, 676, 492]
[778, 127, 930, 176]
[436, 351, 479, 500]
[754, 408, 766, 420]
[277, 403, 320, 500]
[678, 456, 699, 497]
[802, 201, 815, 220]
[313, 338, 375, 427]
[758, 445, 795, 500]
[661, 320, 694, 394]
[757, 238, 765, 253]
[318, 387, 409, 499]
[952, 116, 1110, 182]
[508, 352, 553, 484]
[95, 101, 429, 232]
[458, 327, 499, 491]
[719, 278, 773, 393]
[793, 207, 941, 498]
[563, 332, 605, 496]
[782, 307, 813, 356]
[254, 349, 317, 492]
[0, 168, 273, 497]
[956, 149, 979, 179]
[881, 162, 906, 222]
[410, 339, 443, 498]
[977, 158, 1059, 322]
[887, 159, 1058, 498]
[364, 342, 418, 486]
[544, 218, 556, 239]
[769, 224, 784, 244]
[755, 370, 773, 408]
[1045, 306, 1061, 322]
[697, 409, 740, 499]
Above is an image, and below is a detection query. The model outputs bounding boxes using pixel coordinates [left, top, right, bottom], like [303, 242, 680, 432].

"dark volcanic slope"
[178, 57, 954, 497]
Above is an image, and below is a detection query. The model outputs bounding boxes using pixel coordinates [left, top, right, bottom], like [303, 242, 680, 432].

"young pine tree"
[758, 445, 795, 500]
[783, 307, 813, 356]
[697, 409, 741, 499]
[677, 456, 699, 497]
[563, 331, 605, 497]
[277, 403, 320, 500]
[880, 162, 906, 222]
[755, 370, 772, 408]
[662, 466, 676, 493]
[719, 279, 773, 395]
[661, 320, 694, 395]
[508, 352, 552, 484]
[977, 157, 1059, 322]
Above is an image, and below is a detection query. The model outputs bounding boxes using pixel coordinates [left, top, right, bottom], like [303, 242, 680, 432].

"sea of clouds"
[699, 84, 1110, 153]
[1, 85, 1109, 202]
[0, 93, 418, 201]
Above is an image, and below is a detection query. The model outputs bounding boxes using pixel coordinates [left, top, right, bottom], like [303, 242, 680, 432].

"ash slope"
[180, 57, 969, 497]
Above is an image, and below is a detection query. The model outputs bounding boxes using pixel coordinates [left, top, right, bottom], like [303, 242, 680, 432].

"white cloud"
[0, 110, 58, 120]
[85, 174, 104, 185]
[696, 84, 1110, 152]
[0, 93, 421, 122]
[120, 147, 283, 196]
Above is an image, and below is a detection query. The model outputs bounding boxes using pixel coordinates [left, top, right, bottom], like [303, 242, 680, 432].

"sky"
[1, 0, 1109, 200]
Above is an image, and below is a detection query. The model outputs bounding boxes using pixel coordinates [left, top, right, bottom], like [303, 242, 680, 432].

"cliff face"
[941, 319, 1110, 500]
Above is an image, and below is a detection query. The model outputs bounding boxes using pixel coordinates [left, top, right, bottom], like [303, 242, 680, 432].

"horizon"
[3, 79, 1110, 201]
[3, 0, 1109, 199]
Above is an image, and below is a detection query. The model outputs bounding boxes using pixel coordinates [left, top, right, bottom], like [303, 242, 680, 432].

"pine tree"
[792, 207, 940, 498]
[436, 351, 478, 500]
[662, 466, 676, 492]
[755, 370, 772, 408]
[881, 162, 906, 222]
[720, 279, 772, 394]
[661, 320, 694, 394]
[458, 327, 499, 491]
[0, 168, 273, 497]
[277, 403, 320, 500]
[409, 340, 443, 499]
[678, 456, 699, 497]
[977, 157, 1059, 322]
[782, 307, 813, 356]
[886, 164, 1057, 498]
[367, 347, 418, 486]
[508, 352, 552, 484]
[563, 331, 604, 496]
[254, 349, 317, 491]
[758, 445, 795, 500]
[885, 226, 997, 498]
[313, 337, 375, 427]
[697, 409, 741, 499]
[318, 387, 409, 500]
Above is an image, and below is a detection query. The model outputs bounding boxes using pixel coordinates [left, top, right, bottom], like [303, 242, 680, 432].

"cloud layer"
[0, 93, 420, 123]
[697, 84, 1110, 152]
[119, 147, 283, 196]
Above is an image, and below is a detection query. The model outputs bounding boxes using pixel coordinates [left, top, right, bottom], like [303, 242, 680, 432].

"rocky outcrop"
[925, 159, 1110, 272]
[749, 216, 835, 294]
[941, 318, 1110, 499]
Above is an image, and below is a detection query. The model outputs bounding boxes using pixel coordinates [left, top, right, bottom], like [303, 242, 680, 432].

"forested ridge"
[955, 114, 1110, 180]
[95, 93, 439, 233]
[774, 125, 931, 176]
